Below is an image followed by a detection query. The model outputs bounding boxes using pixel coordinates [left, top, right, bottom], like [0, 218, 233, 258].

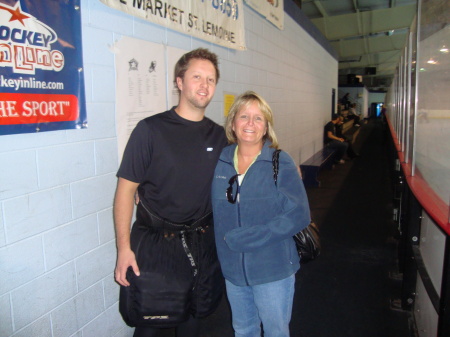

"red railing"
[387, 118, 450, 235]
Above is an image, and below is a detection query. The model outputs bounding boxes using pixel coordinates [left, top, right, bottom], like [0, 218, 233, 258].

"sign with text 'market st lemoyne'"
[99, 0, 246, 50]
[0, 0, 86, 135]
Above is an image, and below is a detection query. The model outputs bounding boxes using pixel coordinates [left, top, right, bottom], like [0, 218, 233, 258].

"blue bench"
[300, 147, 336, 187]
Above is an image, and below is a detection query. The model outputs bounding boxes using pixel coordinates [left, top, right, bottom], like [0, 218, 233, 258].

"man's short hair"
[332, 113, 340, 121]
[173, 48, 220, 89]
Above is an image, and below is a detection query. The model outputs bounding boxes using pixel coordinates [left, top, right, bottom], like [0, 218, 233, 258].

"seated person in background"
[324, 114, 348, 164]
[340, 93, 351, 110]
[347, 103, 361, 126]
[336, 116, 359, 159]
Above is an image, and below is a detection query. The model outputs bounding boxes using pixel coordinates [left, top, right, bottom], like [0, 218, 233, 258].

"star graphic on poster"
[129, 58, 138, 71]
[0, 2, 31, 26]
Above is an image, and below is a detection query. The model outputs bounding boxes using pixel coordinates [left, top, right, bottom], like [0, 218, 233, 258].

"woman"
[211, 91, 311, 337]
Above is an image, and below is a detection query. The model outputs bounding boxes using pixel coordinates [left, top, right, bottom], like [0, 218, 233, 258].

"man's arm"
[114, 177, 140, 286]
[327, 130, 344, 142]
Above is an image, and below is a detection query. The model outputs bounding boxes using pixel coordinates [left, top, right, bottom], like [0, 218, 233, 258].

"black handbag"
[272, 149, 321, 263]
[293, 221, 321, 263]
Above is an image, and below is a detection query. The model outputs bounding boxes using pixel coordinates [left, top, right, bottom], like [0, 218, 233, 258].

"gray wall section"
[285, 1, 339, 60]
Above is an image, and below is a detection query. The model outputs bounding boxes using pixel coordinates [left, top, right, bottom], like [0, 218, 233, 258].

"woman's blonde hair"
[225, 91, 279, 148]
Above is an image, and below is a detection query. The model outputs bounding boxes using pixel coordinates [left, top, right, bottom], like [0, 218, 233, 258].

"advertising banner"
[99, 0, 246, 50]
[245, 0, 284, 30]
[0, 0, 86, 135]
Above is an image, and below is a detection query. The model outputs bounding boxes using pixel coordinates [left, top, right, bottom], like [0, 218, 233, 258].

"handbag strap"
[273, 149, 314, 226]
[272, 149, 282, 186]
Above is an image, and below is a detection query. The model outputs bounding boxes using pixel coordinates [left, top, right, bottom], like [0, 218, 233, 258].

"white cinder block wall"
[0, 0, 337, 336]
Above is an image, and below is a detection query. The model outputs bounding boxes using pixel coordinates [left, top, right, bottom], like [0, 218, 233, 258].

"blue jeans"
[225, 274, 295, 337]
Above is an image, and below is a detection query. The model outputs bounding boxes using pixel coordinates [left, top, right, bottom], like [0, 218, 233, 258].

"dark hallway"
[291, 120, 413, 337]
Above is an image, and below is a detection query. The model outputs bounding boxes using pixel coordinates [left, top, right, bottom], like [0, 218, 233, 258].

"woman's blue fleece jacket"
[211, 142, 311, 286]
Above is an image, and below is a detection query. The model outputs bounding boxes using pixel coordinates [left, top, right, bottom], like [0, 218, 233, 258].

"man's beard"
[186, 93, 211, 110]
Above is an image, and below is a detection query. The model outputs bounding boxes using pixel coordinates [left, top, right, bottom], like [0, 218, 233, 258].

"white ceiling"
[297, 0, 418, 91]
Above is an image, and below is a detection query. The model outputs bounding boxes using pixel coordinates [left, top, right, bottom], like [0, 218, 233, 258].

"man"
[324, 114, 349, 164]
[380, 103, 387, 123]
[340, 92, 351, 110]
[335, 116, 360, 159]
[114, 48, 227, 337]
[347, 103, 361, 127]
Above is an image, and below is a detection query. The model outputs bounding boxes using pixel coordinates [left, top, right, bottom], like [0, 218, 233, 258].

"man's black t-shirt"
[117, 108, 227, 223]
[324, 121, 336, 144]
